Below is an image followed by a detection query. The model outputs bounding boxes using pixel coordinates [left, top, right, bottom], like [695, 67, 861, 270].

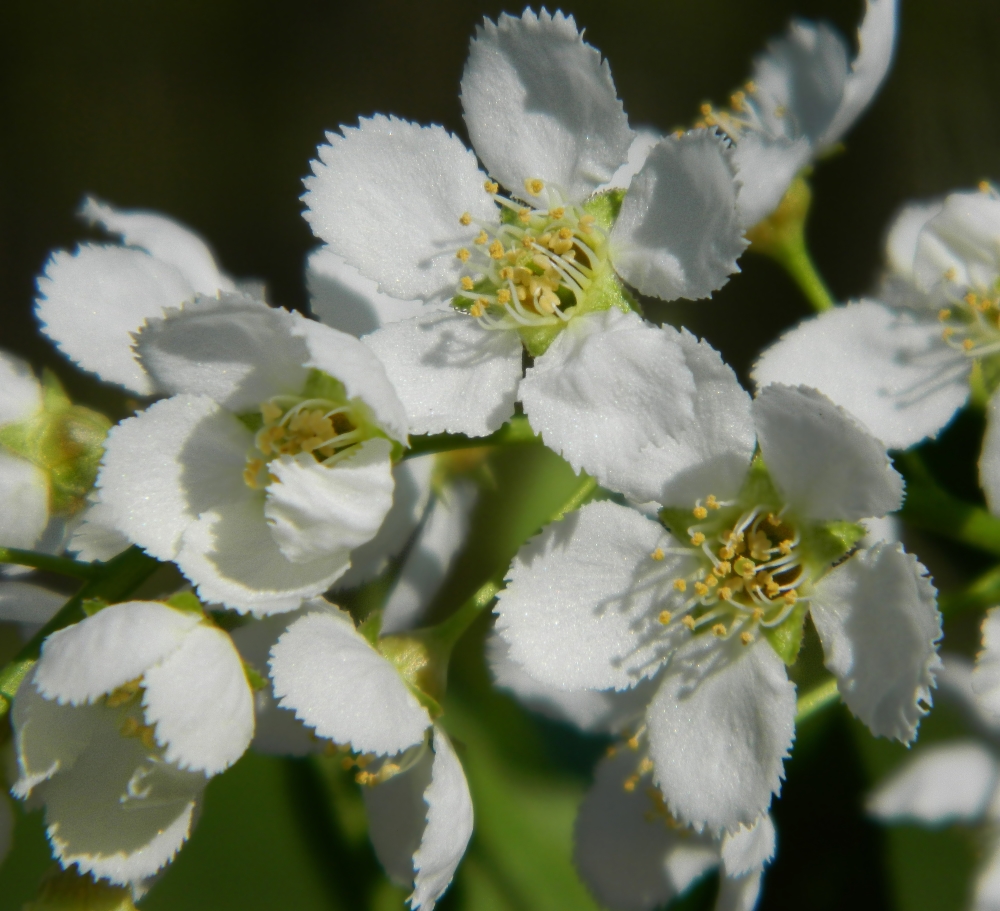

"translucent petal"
[720, 815, 776, 878]
[885, 201, 944, 280]
[753, 384, 904, 522]
[35, 245, 196, 395]
[913, 190, 1000, 292]
[0, 350, 42, 425]
[264, 439, 395, 565]
[867, 741, 998, 824]
[0, 580, 65, 625]
[521, 312, 755, 505]
[80, 196, 234, 296]
[811, 542, 941, 743]
[143, 623, 254, 775]
[303, 115, 495, 301]
[34, 601, 200, 704]
[0, 453, 49, 550]
[495, 500, 696, 691]
[731, 132, 812, 228]
[752, 301, 970, 450]
[67, 496, 131, 564]
[973, 607, 1000, 722]
[461, 9, 632, 204]
[574, 748, 720, 911]
[647, 635, 796, 833]
[269, 607, 430, 755]
[364, 311, 522, 437]
[600, 128, 661, 193]
[715, 871, 764, 911]
[610, 130, 745, 301]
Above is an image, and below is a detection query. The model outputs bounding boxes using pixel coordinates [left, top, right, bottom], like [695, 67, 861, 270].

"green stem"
[0, 547, 100, 579]
[768, 234, 836, 314]
[0, 546, 161, 717]
[546, 473, 598, 525]
[795, 676, 840, 724]
[404, 415, 537, 459]
[432, 578, 503, 652]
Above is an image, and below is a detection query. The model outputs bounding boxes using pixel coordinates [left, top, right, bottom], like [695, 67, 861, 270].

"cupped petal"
[264, 439, 395, 565]
[610, 130, 745, 301]
[521, 311, 755, 505]
[973, 607, 1000, 721]
[913, 190, 1000, 292]
[819, 0, 899, 150]
[720, 815, 776, 878]
[731, 132, 813, 228]
[885, 201, 944, 280]
[0, 453, 49, 550]
[810, 542, 941, 742]
[574, 747, 720, 911]
[382, 480, 478, 635]
[364, 310, 521, 437]
[97, 394, 251, 562]
[647, 635, 796, 833]
[35, 245, 196, 396]
[0, 351, 42, 425]
[0, 580, 65, 625]
[80, 196, 233, 296]
[34, 601, 200, 704]
[867, 741, 998, 824]
[304, 115, 495, 301]
[269, 607, 430, 755]
[753, 384, 904, 522]
[306, 248, 427, 338]
[980, 393, 1000, 515]
[495, 500, 697, 691]
[142, 623, 254, 775]
[136, 294, 308, 410]
[752, 300, 970, 450]
[461, 9, 632, 204]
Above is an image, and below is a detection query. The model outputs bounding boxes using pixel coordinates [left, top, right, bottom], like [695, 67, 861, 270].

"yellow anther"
[488, 239, 505, 260]
[460, 276, 475, 291]
[639, 757, 655, 774]
[981, 180, 991, 193]
[682, 615, 696, 630]
[767, 513, 781, 526]
[459, 212, 472, 226]
[965, 292, 978, 307]
[756, 571, 773, 586]
[774, 105, 787, 118]
[766, 581, 780, 597]
[945, 267, 957, 281]
[745, 80, 758, 93]
[740, 631, 754, 646]
[549, 206, 565, 219]
[499, 267, 514, 280]
[606, 744, 617, 758]
[718, 586, 733, 600]
[694, 582, 709, 596]
[964, 338, 975, 350]
[691, 532, 706, 546]
[341, 756, 355, 770]
[474, 230, 488, 245]
[752, 607, 765, 622]
[779, 540, 793, 555]
[783, 590, 798, 605]
[705, 495, 719, 509]
[524, 178, 544, 196]
[627, 734, 640, 750]
[518, 207, 532, 223]
[937, 308, 951, 322]
[484, 180, 499, 194]
[469, 301, 486, 318]
[712, 623, 727, 637]
[943, 326, 956, 339]
[497, 288, 512, 304]
[558, 227, 573, 240]
[623, 774, 640, 793]
[704, 575, 717, 590]
[651, 547, 665, 561]
[260, 401, 282, 423]
[719, 545, 735, 560]
[456, 248, 471, 263]
[107, 678, 142, 708]
[730, 91, 746, 111]
[714, 560, 731, 577]
[658, 610, 673, 625]
[700, 103, 713, 116]
[672, 129, 684, 138]
[693, 505, 708, 519]
[734, 556, 756, 578]
[673, 579, 687, 592]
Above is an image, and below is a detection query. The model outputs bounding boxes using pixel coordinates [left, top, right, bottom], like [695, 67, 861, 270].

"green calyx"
[377, 631, 448, 718]
[0, 370, 111, 516]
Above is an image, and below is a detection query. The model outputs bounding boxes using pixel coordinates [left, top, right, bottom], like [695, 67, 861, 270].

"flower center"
[695, 82, 780, 143]
[937, 283, 1000, 364]
[451, 178, 610, 331]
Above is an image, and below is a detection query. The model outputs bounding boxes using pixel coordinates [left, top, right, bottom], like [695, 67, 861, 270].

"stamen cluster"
[937, 280, 1000, 362]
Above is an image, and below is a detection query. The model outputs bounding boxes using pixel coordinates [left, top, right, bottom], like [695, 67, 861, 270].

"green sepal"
[358, 610, 383, 647]
[801, 520, 866, 574]
[243, 660, 268, 691]
[166, 591, 205, 615]
[659, 506, 696, 538]
[583, 188, 625, 230]
[301, 368, 349, 403]
[237, 411, 263, 433]
[763, 601, 808, 666]
[377, 630, 449, 715]
[81, 597, 109, 617]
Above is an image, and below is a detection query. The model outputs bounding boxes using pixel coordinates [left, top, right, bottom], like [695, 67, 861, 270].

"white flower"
[268, 601, 473, 910]
[495, 380, 941, 835]
[0, 579, 65, 640]
[869, 613, 1000, 910]
[94, 293, 409, 614]
[752, 186, 1000, 453]
[302, 10, 745, 491]
[35, 197, 236, 396]
[702, 0, 898, 226]
[10, 599, 253, 891]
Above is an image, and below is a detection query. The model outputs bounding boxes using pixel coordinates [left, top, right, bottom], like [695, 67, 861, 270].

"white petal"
[753, 384, 904, 522]
[935, 654, 1000, 732]
[264, 439, 395, 565]
[981, 394, 1000, 515]
[867, 741, 998, 824]
[0, 793, 12, 866]
[303, 115, 495, 301]
[521, 311, 755, 505]
[97, 394, 251, 562]
[819, 0, 900, 150]
[913, 190, 1000, 292]
[461, 9, 633, 204]
[488, 632, 654, 735]
[611, 130, 745, 301]
[335, 456, 434, 591]
[885, 201, 944, 279]
[34, 601, 200, 704]
[80, 196, 234, 296]
[143, 623, 254, 775]
[269, 608, 430, 755]
[574, 747, 719, 911]
[0, 452, 49, 550]
[732, 132, 812, 228]
[647, 635, 796, 833]
[382, 480, 478, 635]
[410, 728, 474, 910]
[35, 245, 196, 395]
[0, 350, 42, 425]
[67, 496, 131, 564]
[600, 129, 662, 193]
[973, 607, 1000, 721]
[752, 301, 970, 450]
[715, 871, 764, 911]
[136, 295, 308, 411]
[810, 542, 942, 742]
[364, 311, 521, 437]
[306, 247, 427, 338]
[0, 580, 64, 625]
[720, 815, 776, 878]
[495, 500, 696, 691]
